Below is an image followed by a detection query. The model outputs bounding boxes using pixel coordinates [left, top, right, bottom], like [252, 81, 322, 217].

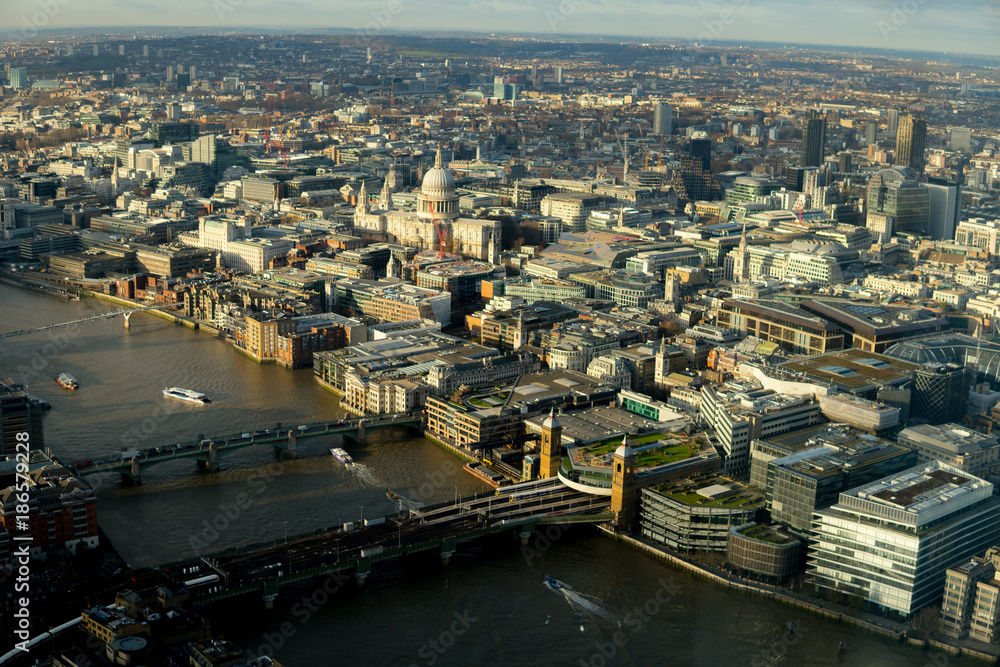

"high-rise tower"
[800, 110, 826, 167]
[896, 114, 927, 172]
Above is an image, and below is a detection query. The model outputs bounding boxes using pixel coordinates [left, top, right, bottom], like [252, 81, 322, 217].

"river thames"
[0, 283, 970, 666]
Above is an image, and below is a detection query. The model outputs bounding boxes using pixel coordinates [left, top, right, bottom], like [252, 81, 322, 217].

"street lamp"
[359, 505, 365, 524]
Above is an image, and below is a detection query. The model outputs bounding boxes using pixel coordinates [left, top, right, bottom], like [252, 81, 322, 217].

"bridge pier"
[198, 443, 219, 473]
[123, 312, 132, 329]
[262, 593, 277, 610]
[356, 558, 371, 587]
[120, 458, 142, 485]
[519, 529, 533, 546]
[440, 536, 457, 565]
[285, 431, 297, 459]
[356, 422, 367, 446]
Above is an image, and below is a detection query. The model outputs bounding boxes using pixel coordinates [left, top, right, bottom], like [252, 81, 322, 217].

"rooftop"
[835, 461, 993, 528]
[649, 471, 765, 509]
[780, 348, 920, 391]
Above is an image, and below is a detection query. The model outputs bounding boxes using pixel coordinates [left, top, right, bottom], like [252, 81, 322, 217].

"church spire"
[356, 180, 369, 214]
[435, 143, 444, 169]
[379, 178, 393, 211]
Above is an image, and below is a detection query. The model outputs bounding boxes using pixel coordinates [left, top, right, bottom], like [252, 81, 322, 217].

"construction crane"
[420, 193, 448, 258]
[613, 128, 634, 181]
[264, 98, 272, 153]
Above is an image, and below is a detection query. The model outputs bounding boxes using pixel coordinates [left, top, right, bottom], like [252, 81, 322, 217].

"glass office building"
[807, 462, 1000, 617]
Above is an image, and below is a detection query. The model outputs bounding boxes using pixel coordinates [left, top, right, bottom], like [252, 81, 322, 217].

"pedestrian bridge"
[73, 413, 423, 483]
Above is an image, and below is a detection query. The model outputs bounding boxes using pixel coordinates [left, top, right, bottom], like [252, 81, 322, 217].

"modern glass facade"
[807, 463, 1000, 617]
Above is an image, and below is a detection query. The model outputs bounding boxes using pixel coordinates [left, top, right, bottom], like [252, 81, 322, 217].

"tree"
[911, 605, 941, 639]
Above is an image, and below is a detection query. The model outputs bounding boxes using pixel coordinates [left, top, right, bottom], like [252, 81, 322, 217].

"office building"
[779, 349, 919, 400]
[0, 378, 44, 455]
[798, 299, 947, 354]
[539, 192, 606, 233]
[9, 67, 27, 90]
[716, 299, 846, 356]
[941, 547, 1000, 642]
[911, 363, 976, 425]
[896, 114, 927, 172]
[653, 102, 672, 136]
[807, 462, 1000, 617]
[924, 177, 961, 241]
[866, 167, 930, 235]
[749, 424, 917, 535]
[690, 138, 712, 173]
[334, 278, 452, 325]
[701, 378, 824, 477]
[150, 121, 199, 147]
[640, 472, 765, 553]
[887, 109, 900, 135]
[951, 127, 973, 154]
[800, 110, 827, 167]
[899, 423, 1000, 478]
[865, 121, 878, 146]
[727, 524, 801, 584]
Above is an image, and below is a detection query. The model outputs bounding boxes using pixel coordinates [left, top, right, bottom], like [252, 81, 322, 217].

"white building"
[808, 462, 1000, 617]
[353, 146, 500, 263]
[586, 355, 632, 390]
[898, 423, 1000, 479]
[701, 379, 824, 477]
[191, 217, 292, 273]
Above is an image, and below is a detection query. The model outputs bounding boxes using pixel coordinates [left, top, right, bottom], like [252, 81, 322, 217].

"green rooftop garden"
[651, 474, 765, 509]
[580, 431, 706, 470]
[740, 524, 796, 544]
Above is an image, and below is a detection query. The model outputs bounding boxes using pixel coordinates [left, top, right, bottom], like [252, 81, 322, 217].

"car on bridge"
[74, 460, 93, 469]
[298, 425, 309, 432]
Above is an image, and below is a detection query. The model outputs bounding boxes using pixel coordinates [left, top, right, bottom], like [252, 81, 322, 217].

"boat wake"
[545, 578, 616, 621]
[348, 463, 381, 487]
[396, 495, 423, 511]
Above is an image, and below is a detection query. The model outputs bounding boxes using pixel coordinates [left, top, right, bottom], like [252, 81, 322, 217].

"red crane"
[421, 193, 447, 258]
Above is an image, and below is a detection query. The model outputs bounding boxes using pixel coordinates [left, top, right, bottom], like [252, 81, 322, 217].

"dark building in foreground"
[0, 377, 44, 454]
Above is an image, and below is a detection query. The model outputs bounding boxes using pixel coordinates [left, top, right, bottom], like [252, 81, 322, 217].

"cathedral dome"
[421, 167, 455, 193]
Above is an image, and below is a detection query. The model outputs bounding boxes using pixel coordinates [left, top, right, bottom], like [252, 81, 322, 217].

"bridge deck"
[169, 478, 611, 603]
[75, 414, 423, 475]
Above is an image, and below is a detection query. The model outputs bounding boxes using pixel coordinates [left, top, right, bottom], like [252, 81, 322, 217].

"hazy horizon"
[3, 0, 999, 57]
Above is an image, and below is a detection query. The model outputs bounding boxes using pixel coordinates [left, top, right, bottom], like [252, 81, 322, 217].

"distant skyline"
[2, 0, 999, 57]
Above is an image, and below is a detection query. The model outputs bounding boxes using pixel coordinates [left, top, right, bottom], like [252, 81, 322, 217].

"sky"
[4, 0, 1000, 57]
